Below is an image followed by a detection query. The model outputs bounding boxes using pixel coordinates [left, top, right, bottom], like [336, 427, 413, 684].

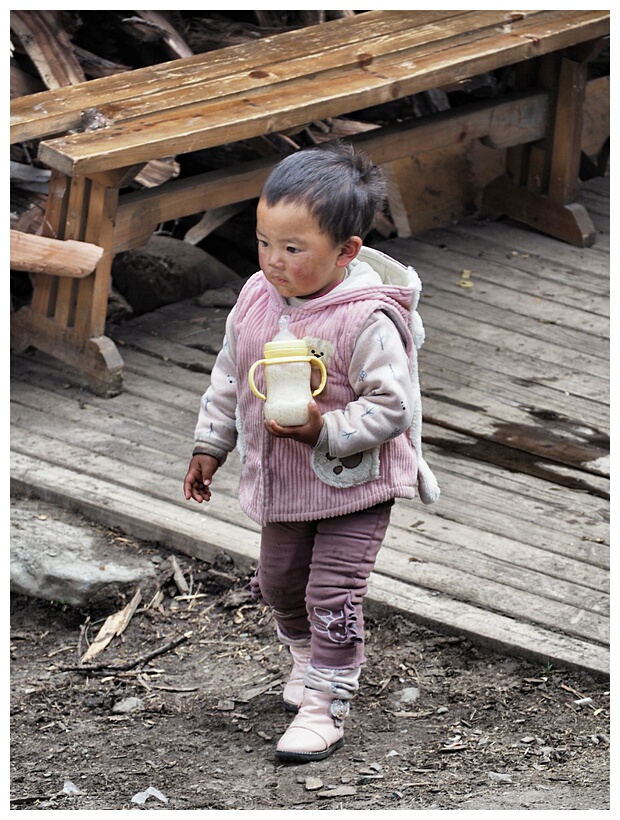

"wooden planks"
[10, 177, 609, 676]
[8, 11, 556, 142]
[112, 90, 551, 254]
[10, 9, 609, 398]
[19, 10, 608, 176]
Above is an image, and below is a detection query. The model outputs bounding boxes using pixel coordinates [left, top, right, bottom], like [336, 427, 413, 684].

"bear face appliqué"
[312, 447, 380, 488]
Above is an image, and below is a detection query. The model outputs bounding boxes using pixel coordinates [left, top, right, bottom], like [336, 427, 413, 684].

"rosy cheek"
[289, 262, 308, 280]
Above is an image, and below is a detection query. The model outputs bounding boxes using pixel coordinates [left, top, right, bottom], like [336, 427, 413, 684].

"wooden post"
[10, 166, 143, 397]
[481, 46, 602, 248]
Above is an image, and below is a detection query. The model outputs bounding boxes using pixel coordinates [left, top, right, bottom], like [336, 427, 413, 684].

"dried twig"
[61, 631, 192, 674]
[170, 555, 189, 595]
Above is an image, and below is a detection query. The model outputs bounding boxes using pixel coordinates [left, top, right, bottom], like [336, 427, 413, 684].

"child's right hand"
[264, 399, 324, 447]
[183, 454, 219, 503]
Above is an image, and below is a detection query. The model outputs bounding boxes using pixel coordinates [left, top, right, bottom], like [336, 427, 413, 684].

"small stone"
[305, 776, 323, 791]
[392, 686, 419, 706]
[595, 734, 610, 745]
[318, 785, 357, 799]
[488, 771, 513, 783]
[62, 781, 82, 795]
[112, 696, 144, 714]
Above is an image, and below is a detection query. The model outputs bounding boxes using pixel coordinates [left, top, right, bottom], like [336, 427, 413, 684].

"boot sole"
[283, 700, 299, 714]
[275, 737, 345, 763]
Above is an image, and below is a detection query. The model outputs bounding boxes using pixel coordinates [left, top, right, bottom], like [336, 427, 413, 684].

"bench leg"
[481, 176, 596, 248]
[11, 170, 126, 396]
[11, 308, 124, 397]
[481, 51, 598, 247]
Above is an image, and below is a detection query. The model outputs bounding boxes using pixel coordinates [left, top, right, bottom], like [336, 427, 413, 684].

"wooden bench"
[10, 9, 610, 396]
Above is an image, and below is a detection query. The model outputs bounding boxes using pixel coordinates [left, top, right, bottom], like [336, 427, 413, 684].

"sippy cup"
[248, 316, 327, 426]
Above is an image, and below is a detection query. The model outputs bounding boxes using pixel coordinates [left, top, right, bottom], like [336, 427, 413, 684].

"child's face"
[256, 199, 360, 299]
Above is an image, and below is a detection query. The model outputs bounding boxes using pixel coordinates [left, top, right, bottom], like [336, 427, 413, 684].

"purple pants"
[250, 500, 393, 669]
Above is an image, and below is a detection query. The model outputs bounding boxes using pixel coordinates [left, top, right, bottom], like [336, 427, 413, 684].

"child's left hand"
[265, 400, 324, 447]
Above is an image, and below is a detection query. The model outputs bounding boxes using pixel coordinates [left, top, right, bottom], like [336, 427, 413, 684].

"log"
[10, 11, 86, 89]
[129, 12, 194, 59]
[10, 230, 104, 278]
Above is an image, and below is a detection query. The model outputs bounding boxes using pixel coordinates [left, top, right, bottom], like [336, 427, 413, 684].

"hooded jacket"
[193, 246, 439, 524]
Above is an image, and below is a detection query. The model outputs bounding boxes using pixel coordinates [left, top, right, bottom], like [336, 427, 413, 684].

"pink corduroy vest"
[233, 272, 418, 524]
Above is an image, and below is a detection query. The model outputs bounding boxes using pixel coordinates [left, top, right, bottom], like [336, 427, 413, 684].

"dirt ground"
[10, 514, 610, 812]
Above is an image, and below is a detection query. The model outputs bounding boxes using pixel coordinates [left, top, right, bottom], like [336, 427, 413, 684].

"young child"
[183, 141, 439, 763]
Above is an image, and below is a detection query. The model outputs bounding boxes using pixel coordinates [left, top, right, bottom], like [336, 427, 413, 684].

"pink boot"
[276, 666, 360, 763]
[283, 644, 312, 713]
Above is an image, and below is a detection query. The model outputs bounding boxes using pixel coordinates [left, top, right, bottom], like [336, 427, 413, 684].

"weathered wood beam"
[113, 90, 549, 252]
[10, 10, 86, 90]
[10, 230, 103, 278]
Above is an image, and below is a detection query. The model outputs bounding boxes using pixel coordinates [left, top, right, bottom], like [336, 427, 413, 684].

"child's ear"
[336, 236, 363, 267]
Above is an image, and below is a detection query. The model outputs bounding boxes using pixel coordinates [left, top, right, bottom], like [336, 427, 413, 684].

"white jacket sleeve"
[193, 306, 239, 465]
[316, 310, 415, 458]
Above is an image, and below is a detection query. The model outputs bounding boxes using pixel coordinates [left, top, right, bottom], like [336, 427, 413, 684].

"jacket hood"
[285, 246, 426, 350]
[350, 246, 421, 295]
[352, 247, 439, 504]
[348, 246, 426, 351]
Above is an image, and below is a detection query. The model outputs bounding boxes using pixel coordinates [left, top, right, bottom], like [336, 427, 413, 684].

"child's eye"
[286, 246, 300, 254]
[257, 239, 268, 248]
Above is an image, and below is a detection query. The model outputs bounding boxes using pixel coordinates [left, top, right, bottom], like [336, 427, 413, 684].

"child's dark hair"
[260, 141, 387, 244]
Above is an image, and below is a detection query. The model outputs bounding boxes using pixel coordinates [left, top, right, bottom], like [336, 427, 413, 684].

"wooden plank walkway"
[10, 176, 609, 678]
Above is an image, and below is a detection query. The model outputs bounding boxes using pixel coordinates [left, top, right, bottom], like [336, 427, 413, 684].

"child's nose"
[268, 249, 285, 269]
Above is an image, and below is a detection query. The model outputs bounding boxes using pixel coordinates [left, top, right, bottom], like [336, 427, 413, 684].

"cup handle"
[311, 357, 327, 397]
[248, 360, 266, 400]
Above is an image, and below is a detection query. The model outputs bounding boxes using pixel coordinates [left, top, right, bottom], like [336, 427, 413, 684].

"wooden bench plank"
[113, 90, 551, 253]
[35, 11, 609, 176]
[13, 11, 607, 146]
[8, 11, 521, 142]
[52, 10, 543, 126]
